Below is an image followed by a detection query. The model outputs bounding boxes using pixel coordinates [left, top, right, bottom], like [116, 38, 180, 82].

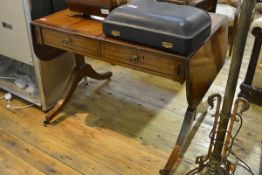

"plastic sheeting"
[0, 54, 38, 97]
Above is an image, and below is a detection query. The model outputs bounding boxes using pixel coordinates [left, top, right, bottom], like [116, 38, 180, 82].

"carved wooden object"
[31, 10, 227, 174]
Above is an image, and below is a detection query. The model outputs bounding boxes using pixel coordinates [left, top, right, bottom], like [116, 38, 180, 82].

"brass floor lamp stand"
[186, 95, 249, 175]
[186, 0, 256, 174]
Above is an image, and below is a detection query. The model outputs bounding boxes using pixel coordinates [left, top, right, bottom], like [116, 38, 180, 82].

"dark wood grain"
[164, 0, 218, 12]
[186, 20, 228, 108]
[67, 0, 127, 17]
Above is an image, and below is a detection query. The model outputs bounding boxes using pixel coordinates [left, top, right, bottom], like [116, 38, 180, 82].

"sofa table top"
[32, 9, 227, 58]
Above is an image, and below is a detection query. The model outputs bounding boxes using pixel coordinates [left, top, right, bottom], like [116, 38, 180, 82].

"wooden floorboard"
[0, 127, 83, 175]
[0, 144, 45, 175]
[0, 14, 261, 175]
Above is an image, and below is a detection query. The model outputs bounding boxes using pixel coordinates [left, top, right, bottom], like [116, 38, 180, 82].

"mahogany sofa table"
[31, 9, 227, 175]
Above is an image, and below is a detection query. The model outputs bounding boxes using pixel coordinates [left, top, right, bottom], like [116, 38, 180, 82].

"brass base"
[198, 167, 226, 175]
[186, 95, 249, 175]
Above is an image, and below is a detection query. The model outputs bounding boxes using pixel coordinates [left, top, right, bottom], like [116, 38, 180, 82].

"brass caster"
[43, 118, 50, 126]
[159, 169, 170, 175]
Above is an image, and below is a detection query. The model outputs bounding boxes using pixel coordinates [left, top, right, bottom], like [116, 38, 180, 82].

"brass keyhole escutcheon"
[62, 39, 71, 46]
[129, 55, 139, 64]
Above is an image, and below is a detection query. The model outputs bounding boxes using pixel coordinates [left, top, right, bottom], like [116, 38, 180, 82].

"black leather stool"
[239, 17, 262, 105]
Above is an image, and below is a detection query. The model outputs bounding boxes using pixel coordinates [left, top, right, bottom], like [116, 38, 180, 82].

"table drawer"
[41, 28, 99, 57]
[101, 42, 184, 82]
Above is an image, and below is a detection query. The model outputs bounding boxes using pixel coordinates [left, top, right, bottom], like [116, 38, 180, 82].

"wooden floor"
[0, 19, 261, 175]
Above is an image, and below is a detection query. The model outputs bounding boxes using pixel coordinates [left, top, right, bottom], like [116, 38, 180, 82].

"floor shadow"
[57, 65, 188, 152]
[182, 111, 208, 154]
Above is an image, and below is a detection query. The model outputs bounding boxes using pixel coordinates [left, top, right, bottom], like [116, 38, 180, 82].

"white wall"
[0, 0, 33, 65]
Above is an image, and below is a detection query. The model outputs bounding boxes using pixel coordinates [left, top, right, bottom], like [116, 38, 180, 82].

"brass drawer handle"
[129, 55, 139, 64]
[62, 39, 71, 46]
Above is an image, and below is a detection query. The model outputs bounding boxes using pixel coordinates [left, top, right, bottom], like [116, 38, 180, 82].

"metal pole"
[207, 0, 256, 174]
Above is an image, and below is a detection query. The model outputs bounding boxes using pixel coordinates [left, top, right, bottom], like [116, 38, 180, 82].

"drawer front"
[41, 29, 99, 57]
[101, 42, 184, 81]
